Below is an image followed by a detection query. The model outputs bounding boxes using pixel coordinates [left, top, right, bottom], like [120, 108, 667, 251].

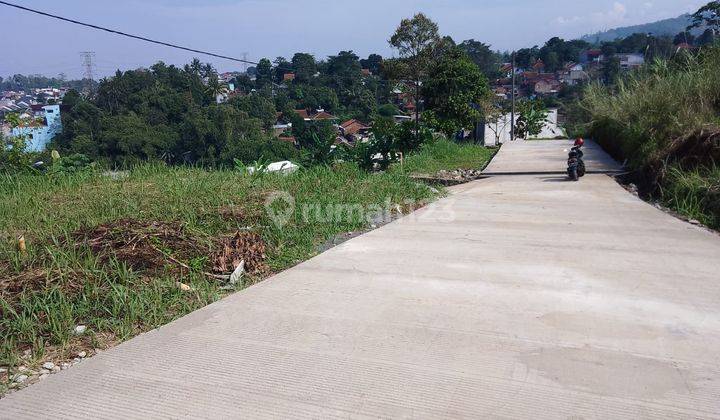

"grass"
[399, 139, 496, 175]
[0, 140, 494, 392]
[583, 46, 720, 166]
[581, 44, 720, 228]
[661, 164, 720, 229]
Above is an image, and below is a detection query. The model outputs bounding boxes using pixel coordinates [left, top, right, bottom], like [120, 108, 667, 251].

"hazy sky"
[1, 0, 706, 79]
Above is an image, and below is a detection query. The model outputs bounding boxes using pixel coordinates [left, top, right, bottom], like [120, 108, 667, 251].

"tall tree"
[422, 47, 490, 138]
[291, 53, 317, 83]
[458, 40, 501, 79]
[255, 58, 273, 89]
[360, 54, 383, 75]
[389, 13, 441, 136]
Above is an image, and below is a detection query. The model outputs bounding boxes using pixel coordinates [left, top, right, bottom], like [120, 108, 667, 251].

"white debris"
[77, 351, 87, 358]
[74, 325, 87, 335]
[42, 362, 55, 370]
[14, 374, 28, 383]
[229, 260, 246, 286]
[247, 161, 298, 175]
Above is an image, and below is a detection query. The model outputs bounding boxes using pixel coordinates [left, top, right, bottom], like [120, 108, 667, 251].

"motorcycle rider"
[567, 138, 586, 181]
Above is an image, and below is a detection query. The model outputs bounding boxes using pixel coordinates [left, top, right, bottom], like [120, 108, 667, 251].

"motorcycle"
[567, 147, 586, 181]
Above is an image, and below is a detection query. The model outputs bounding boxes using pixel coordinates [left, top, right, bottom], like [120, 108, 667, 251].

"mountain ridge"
[580, 14, 694, 43]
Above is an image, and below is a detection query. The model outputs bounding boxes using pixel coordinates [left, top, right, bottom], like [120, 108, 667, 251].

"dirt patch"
[72, 219, 208, 273]
[211, 231, 268, 275]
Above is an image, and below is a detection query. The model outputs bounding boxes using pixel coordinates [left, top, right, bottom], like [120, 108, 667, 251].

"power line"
[0, 0, 258, 66]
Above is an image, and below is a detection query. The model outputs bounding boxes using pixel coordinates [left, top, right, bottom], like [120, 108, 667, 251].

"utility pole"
[511, 52, 516, 141]
[415, 79, 420, 143]
[80, 51, 96, 95]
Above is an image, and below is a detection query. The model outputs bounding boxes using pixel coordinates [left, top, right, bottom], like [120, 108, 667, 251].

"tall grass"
[583, 46, 720, 166]
[581, 44, 720, 228]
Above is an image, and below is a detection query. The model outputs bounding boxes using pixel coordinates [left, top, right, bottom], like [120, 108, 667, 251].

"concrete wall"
[483, 108, 565, 146]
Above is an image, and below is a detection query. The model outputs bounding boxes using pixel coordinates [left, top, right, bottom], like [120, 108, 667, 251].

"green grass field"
[0, 139, 494, 392]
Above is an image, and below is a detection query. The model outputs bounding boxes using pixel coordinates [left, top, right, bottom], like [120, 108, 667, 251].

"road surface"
[2, 140, 719, 419]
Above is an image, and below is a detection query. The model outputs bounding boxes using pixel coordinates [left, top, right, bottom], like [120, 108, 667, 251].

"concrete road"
[484, 139, 623, 174]
[2, 144, 720, 418]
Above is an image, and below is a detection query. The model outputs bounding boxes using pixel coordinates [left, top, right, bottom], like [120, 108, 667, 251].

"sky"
[0, 0, 707, 79]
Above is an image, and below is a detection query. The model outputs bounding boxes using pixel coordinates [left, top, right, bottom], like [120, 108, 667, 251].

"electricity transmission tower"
[80, 51, 96, 94]
[241, 52, 249, 73]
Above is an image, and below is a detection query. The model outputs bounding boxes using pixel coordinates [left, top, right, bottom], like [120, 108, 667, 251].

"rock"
[689, 219, 702, 225]
[74, 325, 87, 335]
[51, 366, 61, 373]
[60, 363, 70, 370]
[38, 368, 50, 375]
[77, 351, 87, 358]
[14, 374, 28, 383]
[42, 362, 55, 370]
[0, 367, 7, 374]
[39, 374, 49, 380]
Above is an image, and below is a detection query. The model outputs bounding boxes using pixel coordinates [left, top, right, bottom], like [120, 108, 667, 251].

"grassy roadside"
[399, 139, 496, 175]
[0, 139, 493, 393]
[582, 45, 720, 229]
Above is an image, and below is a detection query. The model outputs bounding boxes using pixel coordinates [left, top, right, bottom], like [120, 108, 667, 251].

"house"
[283, 73, 296, 82]
[559, 69, 588, 86]
[533, 79, 561, 95]
[616, 53, 645, 69]
[579, 49, 603, 64]
[9, 104, 63, 152]
[293, 109, 338, 122]
[339, 119, 371, 143]
[532, 59, 545, 72]
[361, 69, 372, 76]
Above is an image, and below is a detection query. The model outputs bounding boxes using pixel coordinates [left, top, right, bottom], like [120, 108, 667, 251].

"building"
[579, 49, 604, 64]
[616, 53, 645, 69]
[294, 109, 338, 122]
[339, 119, 371, 143]
[10, 104, 62, 152]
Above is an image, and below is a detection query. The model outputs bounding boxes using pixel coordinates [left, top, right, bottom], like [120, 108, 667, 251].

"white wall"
[483, 108, 565, 146]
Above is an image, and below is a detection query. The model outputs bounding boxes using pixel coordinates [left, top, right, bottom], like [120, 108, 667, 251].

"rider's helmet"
[574, 138, 585, 147]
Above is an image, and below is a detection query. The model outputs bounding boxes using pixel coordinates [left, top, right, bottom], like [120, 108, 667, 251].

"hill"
[580, 14, 693, 43]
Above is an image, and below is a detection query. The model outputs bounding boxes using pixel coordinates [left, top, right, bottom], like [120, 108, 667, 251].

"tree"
[458, 39, 501, 79]
[273, 57, 291, 84]
[295, 120, 337, 165]
[688, 1, 720, 35]
[389, 13, 441, 136]
[514, 99, 548, 139]
[422, 47, 490, 138]
[229, 94, 277, 129]
[602, 56, 621, 84]
[255, 58, 273, 89]
[673, 31, 696, 45]
[291, 53, 317, 83]
[360, 54, 383, 74]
